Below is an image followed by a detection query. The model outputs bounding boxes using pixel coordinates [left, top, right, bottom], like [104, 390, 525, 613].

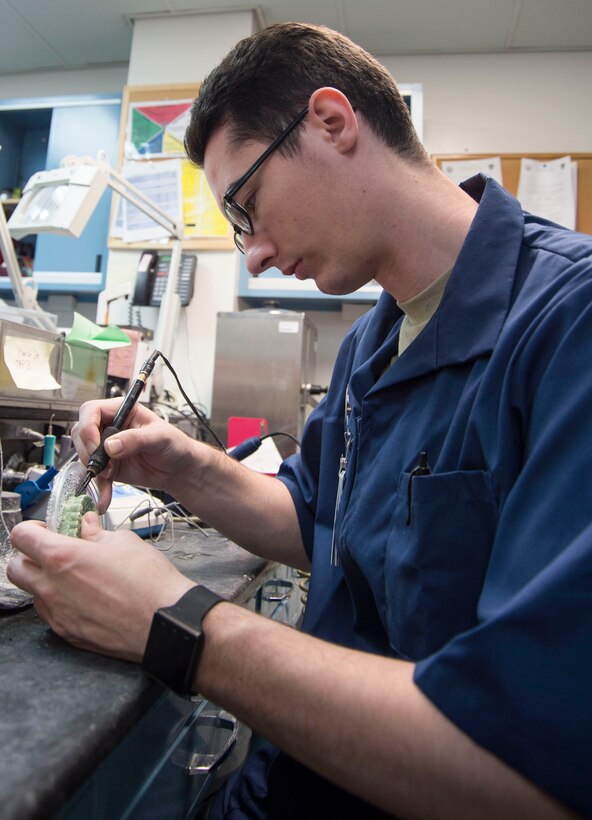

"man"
[8, 22, 591, 819]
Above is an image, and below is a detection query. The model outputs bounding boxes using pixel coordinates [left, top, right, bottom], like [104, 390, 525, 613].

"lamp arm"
[99, 164, 185, 363]
[153, 237, 182, 359]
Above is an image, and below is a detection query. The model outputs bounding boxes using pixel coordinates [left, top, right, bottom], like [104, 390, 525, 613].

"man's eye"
[243, 194, 256, 215]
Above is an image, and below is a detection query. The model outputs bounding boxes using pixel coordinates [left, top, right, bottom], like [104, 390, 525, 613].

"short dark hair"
[184, 22, 427, 168]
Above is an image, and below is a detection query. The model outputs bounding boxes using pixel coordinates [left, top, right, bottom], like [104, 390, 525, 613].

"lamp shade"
[8, 165, 108, 240]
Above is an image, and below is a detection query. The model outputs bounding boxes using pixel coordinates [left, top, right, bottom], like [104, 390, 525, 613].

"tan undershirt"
[396, 268, 453, 357]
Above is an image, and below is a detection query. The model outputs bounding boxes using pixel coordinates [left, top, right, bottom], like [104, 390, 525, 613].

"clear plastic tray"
[46, 461, 100, 533]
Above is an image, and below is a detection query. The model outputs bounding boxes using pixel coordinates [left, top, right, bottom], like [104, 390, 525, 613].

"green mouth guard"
[57, 494, 97, 538]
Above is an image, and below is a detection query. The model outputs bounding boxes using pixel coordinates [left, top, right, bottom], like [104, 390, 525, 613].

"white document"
[119, 159, 182, 242]
[3, 336, 61, 390]
[517, 156, 577, 230]
[440, 157, 503, 186]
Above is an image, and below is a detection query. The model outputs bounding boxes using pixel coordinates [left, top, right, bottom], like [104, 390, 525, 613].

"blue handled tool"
[229, 436, 263, 461]
[15, 465, 59, 510]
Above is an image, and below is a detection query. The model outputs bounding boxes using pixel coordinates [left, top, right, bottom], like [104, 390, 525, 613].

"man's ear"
[308, 87, 358, 154]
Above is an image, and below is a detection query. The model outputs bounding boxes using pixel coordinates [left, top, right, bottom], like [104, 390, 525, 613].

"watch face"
[142, 586, 222, 696]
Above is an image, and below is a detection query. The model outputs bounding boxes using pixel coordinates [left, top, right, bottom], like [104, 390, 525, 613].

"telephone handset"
[133, 251, 159, 306]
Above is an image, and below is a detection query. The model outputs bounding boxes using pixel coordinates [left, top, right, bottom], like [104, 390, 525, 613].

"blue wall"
[0, 118, 21, 191]
[19, 128, 49, 190]
[0, 108, 52, 193]
[33, 100, 121, 278]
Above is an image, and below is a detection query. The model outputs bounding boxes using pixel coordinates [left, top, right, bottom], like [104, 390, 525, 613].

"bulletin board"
[108, 82, 233, 251]
[432, 153, 592, 235]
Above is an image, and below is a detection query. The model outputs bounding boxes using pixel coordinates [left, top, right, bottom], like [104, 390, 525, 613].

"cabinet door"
[33, 101, 121, 280]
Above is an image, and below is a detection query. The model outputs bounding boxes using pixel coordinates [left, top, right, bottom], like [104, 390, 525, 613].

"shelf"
[0, 271, 103, 295]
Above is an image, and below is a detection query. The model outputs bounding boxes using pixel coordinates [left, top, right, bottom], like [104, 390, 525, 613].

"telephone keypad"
[149, 254, 197, 307]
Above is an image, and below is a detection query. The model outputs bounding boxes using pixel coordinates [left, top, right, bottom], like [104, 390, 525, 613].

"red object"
[108, 329, 142, 379]
[227, 417, 269, 448]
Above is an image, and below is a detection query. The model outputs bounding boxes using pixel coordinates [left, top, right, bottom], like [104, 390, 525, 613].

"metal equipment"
[0, 316, 108, 420]
[210, 308, 317, 459]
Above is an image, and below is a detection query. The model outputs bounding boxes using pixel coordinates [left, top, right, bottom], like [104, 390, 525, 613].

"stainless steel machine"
[210, 308, 318, 458]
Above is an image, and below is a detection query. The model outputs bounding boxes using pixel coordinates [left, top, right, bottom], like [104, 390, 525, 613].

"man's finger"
[6, 553, 43, 595]
[10, 520, 75, 564]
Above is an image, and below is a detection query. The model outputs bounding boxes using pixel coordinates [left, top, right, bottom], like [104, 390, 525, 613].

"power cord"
[229, 431, 301, 462]
[152, 351, 299, 456]
[157, 353, 226, 450]
[262, 431, 300, 447]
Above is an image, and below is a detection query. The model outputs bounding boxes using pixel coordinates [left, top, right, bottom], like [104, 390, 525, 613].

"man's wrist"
[166, 438, 217, 507]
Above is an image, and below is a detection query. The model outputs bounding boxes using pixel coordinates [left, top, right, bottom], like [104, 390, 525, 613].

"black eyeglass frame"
[223, 106, 309, 252]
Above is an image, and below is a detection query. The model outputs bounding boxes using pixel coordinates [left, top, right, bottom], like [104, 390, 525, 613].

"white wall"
[127, 12, 256, 85]
[0, 64, 127, 101]
[383, 51, 592, 154]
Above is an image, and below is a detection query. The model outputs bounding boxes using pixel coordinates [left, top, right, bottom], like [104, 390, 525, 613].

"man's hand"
[72, 397, 308, 572]
[7, 514, 194, 662]
[72, 398, 202, 512]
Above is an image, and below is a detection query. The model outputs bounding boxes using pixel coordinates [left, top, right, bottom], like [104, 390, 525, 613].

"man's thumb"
[79, 511, 104, 540]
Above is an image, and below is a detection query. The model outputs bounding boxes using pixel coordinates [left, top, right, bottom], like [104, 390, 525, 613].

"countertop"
[0, 526, 272, 820]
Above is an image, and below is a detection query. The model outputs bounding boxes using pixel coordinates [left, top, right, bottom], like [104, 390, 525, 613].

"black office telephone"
[132, 251, 158, 305]
[132, 251, 197, 307]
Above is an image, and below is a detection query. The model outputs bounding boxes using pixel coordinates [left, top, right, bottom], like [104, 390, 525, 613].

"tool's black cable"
[158, 353, 226, 450]
[261, 431, 301, 448]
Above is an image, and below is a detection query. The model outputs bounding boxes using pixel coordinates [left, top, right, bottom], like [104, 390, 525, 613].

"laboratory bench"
[0, 526, 302, 820]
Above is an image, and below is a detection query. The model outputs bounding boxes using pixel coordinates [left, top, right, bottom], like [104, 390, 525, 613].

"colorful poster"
[125, 100, 193, 160]
[181, 160, 229, 239]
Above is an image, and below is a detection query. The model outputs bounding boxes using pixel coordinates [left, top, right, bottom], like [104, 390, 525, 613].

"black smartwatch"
[142, 585, 224, 697]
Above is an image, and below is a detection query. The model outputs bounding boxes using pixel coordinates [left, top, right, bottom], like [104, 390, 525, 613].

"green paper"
[65, 312, 131, 350]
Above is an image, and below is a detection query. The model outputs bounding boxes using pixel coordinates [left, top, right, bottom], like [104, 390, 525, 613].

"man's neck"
[372, 161, 478, 302]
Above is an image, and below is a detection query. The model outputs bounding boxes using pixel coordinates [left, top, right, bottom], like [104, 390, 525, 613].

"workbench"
[0, 527, 283, 819]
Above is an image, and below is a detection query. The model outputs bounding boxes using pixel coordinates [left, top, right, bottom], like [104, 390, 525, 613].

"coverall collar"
[352, 176, 525, 399]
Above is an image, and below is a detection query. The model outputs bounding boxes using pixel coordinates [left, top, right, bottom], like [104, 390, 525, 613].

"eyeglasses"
[223, 107, 309, 253]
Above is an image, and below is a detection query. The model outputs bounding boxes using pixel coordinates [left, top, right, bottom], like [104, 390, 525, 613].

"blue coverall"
[212, 176, 592, 818]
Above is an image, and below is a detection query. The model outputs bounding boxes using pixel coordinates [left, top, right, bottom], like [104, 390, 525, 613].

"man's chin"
[315, 280, 358, 297]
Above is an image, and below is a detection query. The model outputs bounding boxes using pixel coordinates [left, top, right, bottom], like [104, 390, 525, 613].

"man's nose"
[243, 233, 278, 276]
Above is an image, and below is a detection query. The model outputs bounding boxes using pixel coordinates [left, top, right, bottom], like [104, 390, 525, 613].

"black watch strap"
[141, 585, 224, 697]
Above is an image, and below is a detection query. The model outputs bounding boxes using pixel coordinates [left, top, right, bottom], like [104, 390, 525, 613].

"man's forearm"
[195, 603, 576, 819]
[171, 442, 309, 570]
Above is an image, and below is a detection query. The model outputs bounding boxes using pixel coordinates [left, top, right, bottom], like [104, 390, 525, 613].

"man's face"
[203, 119, 379, 296]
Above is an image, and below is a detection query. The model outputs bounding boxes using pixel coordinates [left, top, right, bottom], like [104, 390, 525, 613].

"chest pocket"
[384, 469, 497, 660]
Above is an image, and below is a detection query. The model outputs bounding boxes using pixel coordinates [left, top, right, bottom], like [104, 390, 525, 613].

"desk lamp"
[7, 152, 184, 369]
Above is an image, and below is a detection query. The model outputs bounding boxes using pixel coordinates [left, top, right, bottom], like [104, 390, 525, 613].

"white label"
[278, 321, 299, 334]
